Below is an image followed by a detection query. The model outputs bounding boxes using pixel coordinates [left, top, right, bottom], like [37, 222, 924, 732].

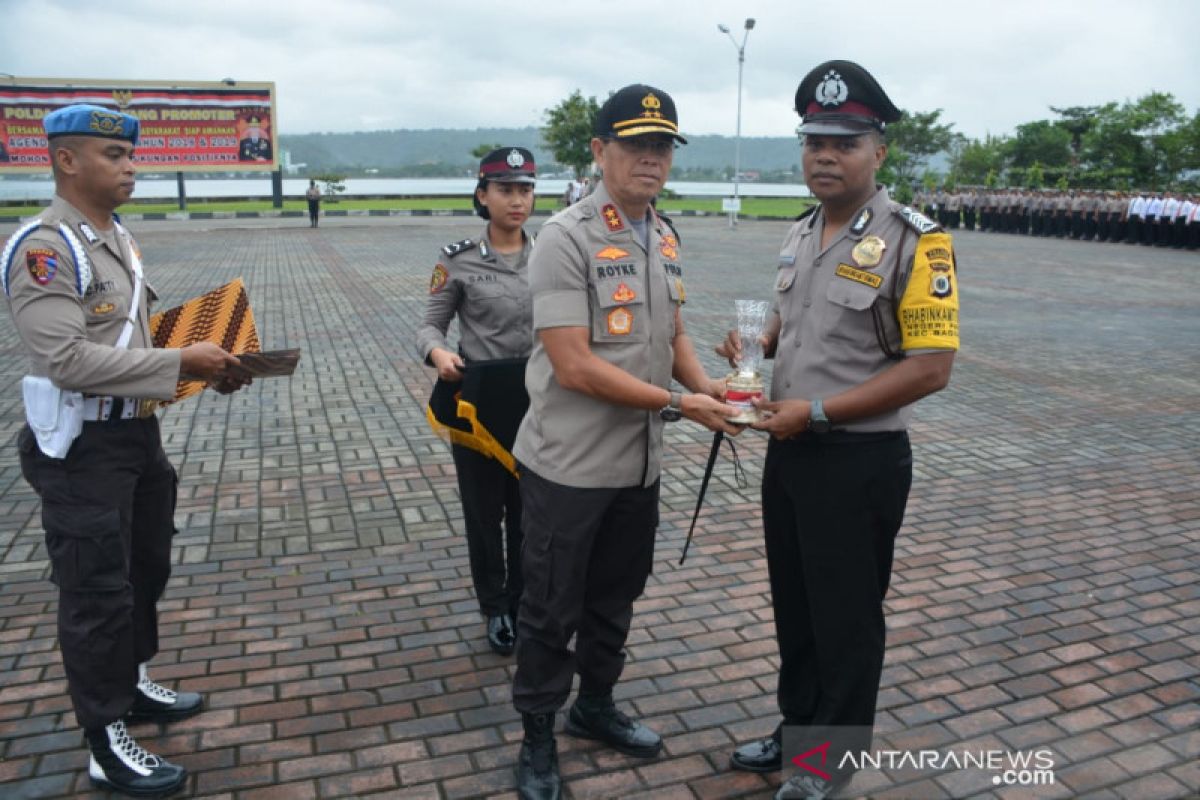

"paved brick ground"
[0, 213, 1196, 800]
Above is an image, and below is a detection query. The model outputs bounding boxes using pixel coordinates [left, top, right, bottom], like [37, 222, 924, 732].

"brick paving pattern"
[0, 214, 1196, 799]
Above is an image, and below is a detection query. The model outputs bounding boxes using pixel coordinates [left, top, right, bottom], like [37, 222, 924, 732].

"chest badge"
[606, 306, 633, 336]
[596, 246, 630, 261]
[674, 277, 686, 303]
[659, 233, 678, 260]
[91, 301, 117, 314]
[775, 270, 795, 291]
[612, 283, 636, 303]
[852, 235, 886, 268]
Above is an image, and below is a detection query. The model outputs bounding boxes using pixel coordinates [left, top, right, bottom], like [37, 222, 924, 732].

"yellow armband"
[897, 232, 959, 351]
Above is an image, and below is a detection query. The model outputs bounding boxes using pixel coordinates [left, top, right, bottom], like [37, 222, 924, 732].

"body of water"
[0, 176, 810, 202]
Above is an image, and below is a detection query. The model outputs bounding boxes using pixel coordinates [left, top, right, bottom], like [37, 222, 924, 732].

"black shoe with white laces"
[85, 720, 186, 798]
[125, 664, 204, 724]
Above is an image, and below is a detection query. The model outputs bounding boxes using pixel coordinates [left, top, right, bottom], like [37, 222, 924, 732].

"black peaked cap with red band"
[795, 60, 902, 136]
[477, 147, 536, 183]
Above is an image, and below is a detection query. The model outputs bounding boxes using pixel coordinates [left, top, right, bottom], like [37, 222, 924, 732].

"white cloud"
[3, 0, 1198, 140]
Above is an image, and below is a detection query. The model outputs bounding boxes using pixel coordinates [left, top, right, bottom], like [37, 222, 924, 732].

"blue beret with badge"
[43, 104, 140, 144]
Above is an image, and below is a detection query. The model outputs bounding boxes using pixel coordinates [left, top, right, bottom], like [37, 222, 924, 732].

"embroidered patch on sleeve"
[430, 264, 449, 294]
[25, 248, 57, 286]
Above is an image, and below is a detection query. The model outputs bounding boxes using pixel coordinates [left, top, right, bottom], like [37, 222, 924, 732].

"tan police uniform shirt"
[415, 225, 534, 363]
[3, 196, 180, 399]
[771, 186, 959, 433]
[513, 180, 683, 489]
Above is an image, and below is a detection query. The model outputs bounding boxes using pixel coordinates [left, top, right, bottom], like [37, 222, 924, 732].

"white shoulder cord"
[111, 223, 144, 351]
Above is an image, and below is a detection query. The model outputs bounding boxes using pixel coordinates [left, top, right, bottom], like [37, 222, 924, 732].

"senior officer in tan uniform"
[718, 61, 959, 800]
[2, 105, 246, 798]
[510, 84, 739, 800]
[416, 146, 537, 656]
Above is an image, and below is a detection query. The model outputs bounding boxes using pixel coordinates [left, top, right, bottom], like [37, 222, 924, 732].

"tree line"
[876, 92, 1199, 202]
[541, 90, 1200, 202]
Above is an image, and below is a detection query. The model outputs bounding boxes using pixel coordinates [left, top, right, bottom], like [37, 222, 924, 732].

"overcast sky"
[4, 0, 1199, 141]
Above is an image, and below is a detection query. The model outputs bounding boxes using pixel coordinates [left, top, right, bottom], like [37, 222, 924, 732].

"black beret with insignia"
[595, 84, 687, 144]
[795, 60, 901, 136]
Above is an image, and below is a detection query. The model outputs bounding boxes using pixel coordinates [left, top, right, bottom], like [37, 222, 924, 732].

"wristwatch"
[659, 391, 683, 422]
[808, 398, 832, 434]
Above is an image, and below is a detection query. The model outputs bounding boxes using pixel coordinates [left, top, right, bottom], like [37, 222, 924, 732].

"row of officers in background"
[914, 188, 1200, 249]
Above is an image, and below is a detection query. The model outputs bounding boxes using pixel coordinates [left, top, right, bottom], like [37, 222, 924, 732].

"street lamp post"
[718, 18, 755, 228]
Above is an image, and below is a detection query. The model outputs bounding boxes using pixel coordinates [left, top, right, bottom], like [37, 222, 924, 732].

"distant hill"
[279, 127, 804, 178]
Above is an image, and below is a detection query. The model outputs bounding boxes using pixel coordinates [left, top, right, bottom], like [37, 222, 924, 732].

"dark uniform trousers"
[18, 416, 177, 731]
[762, 432, 911, 743]
[451, 444, 523, 617]
[512, 467, 658, 714]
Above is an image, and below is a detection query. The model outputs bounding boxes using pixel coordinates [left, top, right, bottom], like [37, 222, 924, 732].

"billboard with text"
[0, 78, 276, 174]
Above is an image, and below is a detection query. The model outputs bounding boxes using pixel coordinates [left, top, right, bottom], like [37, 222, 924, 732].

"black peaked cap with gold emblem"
[595, 84, 687, 144]
[795, 60, 901, 136]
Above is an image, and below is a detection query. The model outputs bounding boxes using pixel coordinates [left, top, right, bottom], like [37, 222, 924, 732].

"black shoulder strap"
[441, 238, 477, 258]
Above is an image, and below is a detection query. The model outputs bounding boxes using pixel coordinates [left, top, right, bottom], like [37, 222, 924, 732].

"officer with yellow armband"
[717, 60, 959, 800]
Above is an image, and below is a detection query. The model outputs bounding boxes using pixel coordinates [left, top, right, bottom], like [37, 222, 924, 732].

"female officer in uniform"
[415, 147, 537, 655]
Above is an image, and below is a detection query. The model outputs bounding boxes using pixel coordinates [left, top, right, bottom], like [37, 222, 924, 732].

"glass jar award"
[726, 299, 768, 424]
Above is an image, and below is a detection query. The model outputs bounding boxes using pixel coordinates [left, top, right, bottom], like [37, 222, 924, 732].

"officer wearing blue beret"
[2, 104, 249, 797]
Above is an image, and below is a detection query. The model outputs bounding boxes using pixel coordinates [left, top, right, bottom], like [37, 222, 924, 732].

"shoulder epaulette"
[656, 211, 681, 244]
[896, 206, 942, 234]
[441, 238, 477, 258]
[1, 220, 91, 298]
[795, 204, 818, 222]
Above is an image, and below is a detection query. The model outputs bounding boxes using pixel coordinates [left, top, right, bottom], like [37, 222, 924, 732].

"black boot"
[486, 614, 516, 656]
[565, 689, 662, 758]
[516, 713, 560, 800]
[125, 664, 204, 724]
[86, 720, 187, 797]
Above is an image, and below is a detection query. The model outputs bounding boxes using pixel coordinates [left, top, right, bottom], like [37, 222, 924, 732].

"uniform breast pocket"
[824, 280, 880, 341]
[468, 281, 509, 301]
[775, 266, 797, 294]
[467, 280, 519, 320]
[591, 276, 647, 343]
